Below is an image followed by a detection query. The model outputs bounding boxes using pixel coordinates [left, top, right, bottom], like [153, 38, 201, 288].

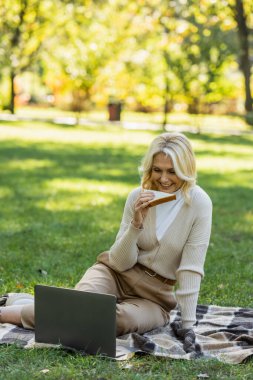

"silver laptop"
[34, 285, 116, 357]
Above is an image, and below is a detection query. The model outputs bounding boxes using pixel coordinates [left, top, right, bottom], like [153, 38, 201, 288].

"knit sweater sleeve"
[108, 188, 142, 271]
[175, 189, 212, 328]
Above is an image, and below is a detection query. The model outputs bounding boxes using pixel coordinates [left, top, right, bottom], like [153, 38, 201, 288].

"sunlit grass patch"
[197, 156, 253, 171]
[0, 120, 156, 146]
[244, 211, 253, 223]
[45, 178, 132, 195]
[0, 186, 13, 198]
[15, 105, 252, 133]
[3, 158, 55, 171]
[39, 179, 132, 211]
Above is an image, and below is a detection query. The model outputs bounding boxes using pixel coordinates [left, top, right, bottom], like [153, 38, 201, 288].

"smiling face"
[150, 152, 184, 193]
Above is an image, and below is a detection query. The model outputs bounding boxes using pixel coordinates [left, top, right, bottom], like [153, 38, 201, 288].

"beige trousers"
[21, 253, 177, 336]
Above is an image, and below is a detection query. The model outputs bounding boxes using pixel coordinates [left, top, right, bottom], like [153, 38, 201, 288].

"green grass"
[2, 105, 252, 133]
[0, 120, 253, 379]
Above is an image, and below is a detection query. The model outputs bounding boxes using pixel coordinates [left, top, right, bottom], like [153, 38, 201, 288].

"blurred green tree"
[0, 0, 55, 113]
[0, 0, 250, 117]
[42, 1, 124, 118]
[158, 0, 238, 114]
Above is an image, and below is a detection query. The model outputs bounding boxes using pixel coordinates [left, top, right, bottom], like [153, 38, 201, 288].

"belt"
[137, 263, 176, 286]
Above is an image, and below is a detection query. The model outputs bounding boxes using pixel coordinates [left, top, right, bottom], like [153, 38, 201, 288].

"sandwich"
[148, 192, 176, 208]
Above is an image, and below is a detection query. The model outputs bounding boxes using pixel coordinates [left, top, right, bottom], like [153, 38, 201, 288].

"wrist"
[131, 220, 143, 229]
[182, 321, 196, 329]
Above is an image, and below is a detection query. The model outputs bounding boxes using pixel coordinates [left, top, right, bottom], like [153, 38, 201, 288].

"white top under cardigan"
[108, 185, 212, 328]
[151, 189, 184, 241]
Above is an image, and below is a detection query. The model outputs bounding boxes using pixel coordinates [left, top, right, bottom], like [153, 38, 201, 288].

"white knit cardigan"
[108, 185, 212, 328]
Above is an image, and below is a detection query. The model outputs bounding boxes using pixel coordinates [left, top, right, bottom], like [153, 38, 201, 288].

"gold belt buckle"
[145, 269, 157, 277]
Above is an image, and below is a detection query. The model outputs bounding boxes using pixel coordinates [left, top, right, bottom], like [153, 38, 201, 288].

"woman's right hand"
[131, 190, 155, 229]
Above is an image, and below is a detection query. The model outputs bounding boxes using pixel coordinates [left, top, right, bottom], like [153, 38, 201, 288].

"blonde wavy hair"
[139, 132, 197, 204]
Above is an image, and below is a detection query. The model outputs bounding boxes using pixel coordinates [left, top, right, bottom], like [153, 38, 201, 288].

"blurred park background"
[1, 1, 253, 378]
[0, 0, 253, 129]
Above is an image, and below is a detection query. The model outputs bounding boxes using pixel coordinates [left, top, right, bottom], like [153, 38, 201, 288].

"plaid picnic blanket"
[1, 304, 253, 364]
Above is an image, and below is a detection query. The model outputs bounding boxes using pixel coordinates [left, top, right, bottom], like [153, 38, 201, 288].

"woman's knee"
[75, 263, 119, 295]
[116, 304, 139, 336]
[116, 300, 169, 335]
[20, 303, 35, 329]
[116, 300, 169, 336]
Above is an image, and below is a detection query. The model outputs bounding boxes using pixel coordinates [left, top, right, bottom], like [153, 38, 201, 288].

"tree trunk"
[234, 0, 252, 112]
[162, 76, 170, 130]
[10, 70, 15, 114]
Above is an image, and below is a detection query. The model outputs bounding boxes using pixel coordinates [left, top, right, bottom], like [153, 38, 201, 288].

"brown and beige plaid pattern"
[1, 303, 253, 364]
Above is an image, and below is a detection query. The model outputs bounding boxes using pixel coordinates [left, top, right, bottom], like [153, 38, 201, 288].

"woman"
[0, 132, 212, 337]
